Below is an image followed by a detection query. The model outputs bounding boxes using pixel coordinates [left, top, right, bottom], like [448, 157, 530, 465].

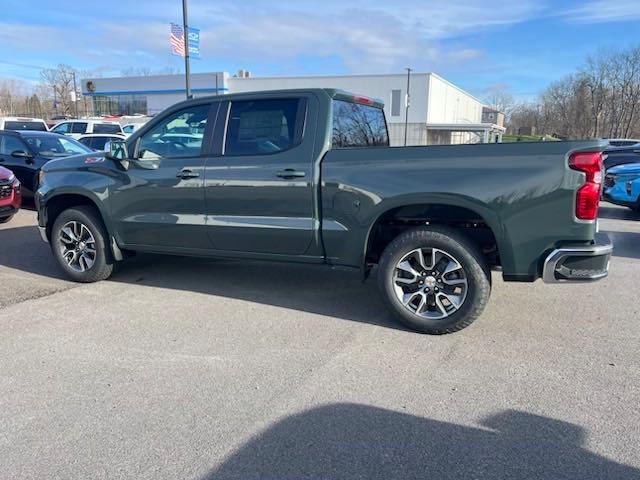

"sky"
[1, 0, 640, 101]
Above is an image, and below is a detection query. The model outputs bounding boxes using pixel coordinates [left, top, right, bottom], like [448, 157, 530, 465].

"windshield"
[4, 121, 48, 131]
[23, 135, 92, 158]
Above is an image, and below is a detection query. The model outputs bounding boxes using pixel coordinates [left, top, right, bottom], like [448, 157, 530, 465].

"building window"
[391, 89, 402, 117]
[92, 94, 148, 116]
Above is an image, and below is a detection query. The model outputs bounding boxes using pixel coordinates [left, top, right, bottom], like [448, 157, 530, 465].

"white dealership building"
[81, 71, 504, 146]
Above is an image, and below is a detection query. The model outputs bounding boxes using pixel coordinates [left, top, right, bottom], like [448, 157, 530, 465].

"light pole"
[72, 71, 79, 118]
[182, 0, 192, 99]
[404, 67, 412, 146]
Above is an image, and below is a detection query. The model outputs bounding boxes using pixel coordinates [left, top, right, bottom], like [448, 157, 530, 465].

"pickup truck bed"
[36, 88, 612, 334]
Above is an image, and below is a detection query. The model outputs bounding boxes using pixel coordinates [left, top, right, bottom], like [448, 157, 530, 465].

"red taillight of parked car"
[569, 151, 603, 220]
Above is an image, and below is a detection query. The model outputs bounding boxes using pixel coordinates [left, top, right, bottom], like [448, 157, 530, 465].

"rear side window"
[332, 100, 389, 148]
[71, 122, 88, 134]
[224, 98, 306, 156]
[94, 123, 122, 134]
[4, 121, 47, 131]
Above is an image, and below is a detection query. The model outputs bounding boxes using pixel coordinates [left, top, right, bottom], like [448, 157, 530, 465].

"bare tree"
[40, 64, 77, 116]
[484, 85, 516, 120]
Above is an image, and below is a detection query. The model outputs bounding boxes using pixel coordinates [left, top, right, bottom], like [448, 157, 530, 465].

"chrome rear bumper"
[543, 233, 613, 283]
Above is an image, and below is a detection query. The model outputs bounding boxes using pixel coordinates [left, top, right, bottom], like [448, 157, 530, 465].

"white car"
[50, 120, 123, 139]
[0, 116, 49, 132]
[77, 133, 126, 151]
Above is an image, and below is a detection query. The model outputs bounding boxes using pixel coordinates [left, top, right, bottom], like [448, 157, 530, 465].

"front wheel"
[378, 227, 491, 334]
[51, 206, 114, 283]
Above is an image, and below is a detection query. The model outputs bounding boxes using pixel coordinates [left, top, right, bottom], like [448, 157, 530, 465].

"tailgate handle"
[276, 169, 306, 179]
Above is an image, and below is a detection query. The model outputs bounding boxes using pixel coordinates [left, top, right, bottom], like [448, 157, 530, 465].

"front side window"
[332, 100, 389, 148]
[71, 122, 88, 134]
[52, 122, 71, 134]
[138, 104, 210, 159]
[224, 98, 305, 156]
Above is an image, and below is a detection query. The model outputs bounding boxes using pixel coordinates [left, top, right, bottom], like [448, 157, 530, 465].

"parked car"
[0, 117, 48, 132]
[50, 120, 123, 139]
[78, 133, 127, 151]
[35, 89, 612, 334]
[0, 130, 91, 200]
[603, 145, 640, 171]
[605, 139, 640, 147]
[603, 163, 640, 212]
[0, 165, 21, 223]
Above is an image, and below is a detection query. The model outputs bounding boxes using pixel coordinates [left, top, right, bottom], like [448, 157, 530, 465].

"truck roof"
[173, 88, 385, 109]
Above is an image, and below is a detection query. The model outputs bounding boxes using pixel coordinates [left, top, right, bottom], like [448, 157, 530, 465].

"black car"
[603, 145, 640, 171]
[0, 130, 91, 200]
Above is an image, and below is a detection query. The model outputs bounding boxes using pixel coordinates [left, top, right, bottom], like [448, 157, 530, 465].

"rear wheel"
[51, 206, 114, 282]
[378, 226, 491, 334]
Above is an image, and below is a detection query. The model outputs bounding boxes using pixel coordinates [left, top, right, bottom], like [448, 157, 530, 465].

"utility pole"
[404, 67, 412, 146]
[72, 71, 79, 118]
[182, 0, 192, 99]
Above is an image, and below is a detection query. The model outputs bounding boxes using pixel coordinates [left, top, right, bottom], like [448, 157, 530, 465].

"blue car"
[603, 163, 640, 212]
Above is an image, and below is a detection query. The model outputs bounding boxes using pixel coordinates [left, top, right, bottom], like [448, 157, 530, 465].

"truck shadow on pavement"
[0, 225, 405, 330]
[599, 205, 640, 221]
[606, 230, 640, 260]
[203, 403, 639, 480]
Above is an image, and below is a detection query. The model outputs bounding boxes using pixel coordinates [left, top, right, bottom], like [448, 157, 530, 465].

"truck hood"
[607, 162, 640, 175]
[41, 152, 107, 172]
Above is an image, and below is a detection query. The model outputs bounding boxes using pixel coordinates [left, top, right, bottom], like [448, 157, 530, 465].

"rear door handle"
[276, 169, 306, 179]
[177, 169, 200, 179]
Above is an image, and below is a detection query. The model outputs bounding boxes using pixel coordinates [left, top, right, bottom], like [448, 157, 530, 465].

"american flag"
[170, 23, 185, 57]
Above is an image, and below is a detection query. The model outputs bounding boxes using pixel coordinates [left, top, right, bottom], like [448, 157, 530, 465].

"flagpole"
[182, 0, 191, 99]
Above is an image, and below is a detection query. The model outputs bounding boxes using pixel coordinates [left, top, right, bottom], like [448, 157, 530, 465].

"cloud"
[1, 0, 544, 76]
[562, 0, 640, 23]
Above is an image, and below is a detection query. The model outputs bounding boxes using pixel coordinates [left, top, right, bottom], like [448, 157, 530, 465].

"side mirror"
[11, 150, 32, 159]
[105, 140, 129, 160]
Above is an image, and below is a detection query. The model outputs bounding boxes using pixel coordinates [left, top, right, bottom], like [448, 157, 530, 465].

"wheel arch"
[362, 198, 510, 274]
[42, 191, 111, 241]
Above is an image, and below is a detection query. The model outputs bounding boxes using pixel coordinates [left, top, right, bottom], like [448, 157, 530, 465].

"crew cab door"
[109, 102, 215, 250]
[204, 94, 319, 256]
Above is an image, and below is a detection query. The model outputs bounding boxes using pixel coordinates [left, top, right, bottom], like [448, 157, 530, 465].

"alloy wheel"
[392, 247, 468, 319]
[58, 221, 97, 273]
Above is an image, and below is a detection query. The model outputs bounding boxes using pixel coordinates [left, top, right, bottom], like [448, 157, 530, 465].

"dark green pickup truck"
[35, 89, 612, 334]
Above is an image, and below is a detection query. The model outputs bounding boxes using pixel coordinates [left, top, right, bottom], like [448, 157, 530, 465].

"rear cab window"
[331, 98, 389, 148]
[93, 123, 122, 134]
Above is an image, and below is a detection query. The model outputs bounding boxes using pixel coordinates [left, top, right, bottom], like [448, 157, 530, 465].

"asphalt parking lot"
[1, 205, 639, 479]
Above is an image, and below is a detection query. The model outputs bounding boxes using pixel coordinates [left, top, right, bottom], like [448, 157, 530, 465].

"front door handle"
[177, 169, 200, 179]
[276, 169, 306, 179]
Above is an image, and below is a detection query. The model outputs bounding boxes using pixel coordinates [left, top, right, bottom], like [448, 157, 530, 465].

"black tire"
[51, 206, 114, 282]
[378, 226, 491, 334]
[0, 215, 14, 224]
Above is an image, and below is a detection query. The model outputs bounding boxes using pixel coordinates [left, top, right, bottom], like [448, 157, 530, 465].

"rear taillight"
[569, 151, 603, 221]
